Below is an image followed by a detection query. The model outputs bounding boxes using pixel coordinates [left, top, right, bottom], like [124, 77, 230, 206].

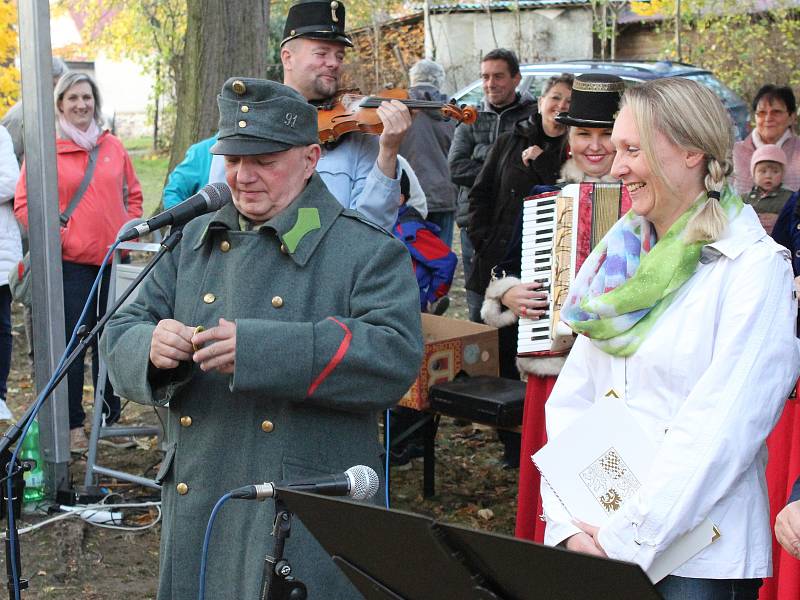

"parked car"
[452, 60, 750, 140]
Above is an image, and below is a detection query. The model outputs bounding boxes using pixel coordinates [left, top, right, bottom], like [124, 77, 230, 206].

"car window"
[682, 73, 741, 107]
[457, 85, 484, 107]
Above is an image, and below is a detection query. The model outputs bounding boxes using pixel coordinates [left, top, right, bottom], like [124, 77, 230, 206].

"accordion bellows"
[518, 183, 631, 356]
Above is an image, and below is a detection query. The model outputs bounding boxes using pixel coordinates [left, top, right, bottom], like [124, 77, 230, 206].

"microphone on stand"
[118, 182, 232, 242]
[230, 465, 380, 501]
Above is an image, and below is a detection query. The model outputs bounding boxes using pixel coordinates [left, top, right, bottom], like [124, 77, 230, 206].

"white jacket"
[0, 126, 21, 286]
[542, 204, 800, 579]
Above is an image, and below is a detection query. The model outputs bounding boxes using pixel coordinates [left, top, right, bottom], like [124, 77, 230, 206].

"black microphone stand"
[259, 497, 307, 600]
[0, 227, 184, 599]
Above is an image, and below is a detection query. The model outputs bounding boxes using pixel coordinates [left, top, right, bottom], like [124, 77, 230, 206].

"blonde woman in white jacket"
[545, 79, 799, 598]
[0, 125, 22, 421]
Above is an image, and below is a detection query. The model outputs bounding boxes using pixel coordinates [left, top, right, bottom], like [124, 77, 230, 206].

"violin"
[316, 88, 478, 144]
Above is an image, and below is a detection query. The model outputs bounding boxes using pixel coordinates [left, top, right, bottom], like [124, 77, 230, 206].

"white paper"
[533, 397, 719, 583]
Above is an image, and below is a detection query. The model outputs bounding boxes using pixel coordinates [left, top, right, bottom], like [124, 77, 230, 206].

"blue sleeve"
[790, 475, 800, 504]
[317, 135, 400, 231]
[771, 191, 800, 275]
[162, 137, 215, 209]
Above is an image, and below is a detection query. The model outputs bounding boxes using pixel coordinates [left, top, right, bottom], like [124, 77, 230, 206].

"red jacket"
[15, 131, 143, 266]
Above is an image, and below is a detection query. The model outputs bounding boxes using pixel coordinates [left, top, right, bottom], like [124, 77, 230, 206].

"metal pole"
[16, 1, 70, 497]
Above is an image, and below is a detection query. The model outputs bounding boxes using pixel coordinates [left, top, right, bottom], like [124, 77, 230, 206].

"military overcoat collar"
[192, 173, 342, 267]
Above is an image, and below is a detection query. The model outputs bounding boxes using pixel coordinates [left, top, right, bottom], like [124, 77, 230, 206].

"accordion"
[517, 183, 631, 356]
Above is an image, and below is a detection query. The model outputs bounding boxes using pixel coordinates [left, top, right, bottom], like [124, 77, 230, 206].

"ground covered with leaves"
[0, 235, 520, 599]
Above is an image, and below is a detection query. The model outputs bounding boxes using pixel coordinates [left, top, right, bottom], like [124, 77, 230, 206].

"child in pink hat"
[747, 143, 794, 233]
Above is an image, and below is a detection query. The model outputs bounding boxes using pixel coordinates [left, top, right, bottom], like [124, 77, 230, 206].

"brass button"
[240, 105, 249, 113]
[232, 80, 246, 95]
[261, 420, 274, 433]
[180, 416, 192, 427]
[280, 243, 288, 254]
[203, 293, 216, 304]
[238, 120, 247, 128]
[220, 240, 231, 252]
[271, 296, 284, 308]
[176, 482, 189, 495]
[290, 29, 296, 36]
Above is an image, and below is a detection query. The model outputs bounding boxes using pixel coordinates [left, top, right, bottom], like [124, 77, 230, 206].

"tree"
[168, 0, 269, 172]
[0, 0, 19, 113]
[630, 0, 800, 102]
[60, 0, 187, 148]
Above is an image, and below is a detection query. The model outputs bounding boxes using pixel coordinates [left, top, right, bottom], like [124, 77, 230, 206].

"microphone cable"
[384, 408, 391, 509]
[198, 491, 233, 600]
[6, 240, 120, 599]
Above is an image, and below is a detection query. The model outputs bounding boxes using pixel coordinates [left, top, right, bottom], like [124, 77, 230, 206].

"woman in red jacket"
[15, 71, 143, 452]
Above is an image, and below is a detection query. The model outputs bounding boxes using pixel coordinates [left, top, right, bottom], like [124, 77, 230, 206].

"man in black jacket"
[447, 49, 535, 322]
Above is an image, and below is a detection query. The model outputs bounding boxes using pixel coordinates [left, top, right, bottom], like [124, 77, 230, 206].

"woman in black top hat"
[477, 73, 625, 543]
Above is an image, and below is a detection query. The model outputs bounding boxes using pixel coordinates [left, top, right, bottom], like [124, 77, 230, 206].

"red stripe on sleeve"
[306, 317, 352, 397]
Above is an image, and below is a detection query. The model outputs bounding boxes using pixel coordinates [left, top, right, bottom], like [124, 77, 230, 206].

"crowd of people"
[2, 0, 800, 598]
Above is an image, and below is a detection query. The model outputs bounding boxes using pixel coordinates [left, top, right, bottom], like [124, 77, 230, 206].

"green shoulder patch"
[282, 207, 321, 253]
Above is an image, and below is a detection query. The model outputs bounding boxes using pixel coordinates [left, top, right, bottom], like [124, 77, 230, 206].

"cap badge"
[232, 80, 247, 95]
[331, 1, 339, 22]
[284, 113, 298, 128]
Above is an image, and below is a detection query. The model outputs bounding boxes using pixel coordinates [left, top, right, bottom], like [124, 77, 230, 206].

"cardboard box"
[399, 314, 499, 410]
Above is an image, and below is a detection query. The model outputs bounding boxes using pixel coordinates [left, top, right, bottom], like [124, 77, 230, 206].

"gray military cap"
[211, 77, 318, 156]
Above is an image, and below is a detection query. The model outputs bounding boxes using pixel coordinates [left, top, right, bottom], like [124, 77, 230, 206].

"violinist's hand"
[501, 282, 548, 319]
[521, 145, 544, 166]
[376, 100, 412, 180]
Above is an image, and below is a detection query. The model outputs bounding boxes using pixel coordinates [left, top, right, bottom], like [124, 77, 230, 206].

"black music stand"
[276, 488, 662, 600]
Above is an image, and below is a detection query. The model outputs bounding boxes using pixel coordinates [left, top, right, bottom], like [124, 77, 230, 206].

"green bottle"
[20, 419, 45, 505]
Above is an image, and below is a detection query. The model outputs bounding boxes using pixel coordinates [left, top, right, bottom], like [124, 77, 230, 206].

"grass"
[124, 136, 169, 216]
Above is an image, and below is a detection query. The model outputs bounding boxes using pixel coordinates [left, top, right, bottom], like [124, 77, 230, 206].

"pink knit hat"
[751, 144, 787, 176]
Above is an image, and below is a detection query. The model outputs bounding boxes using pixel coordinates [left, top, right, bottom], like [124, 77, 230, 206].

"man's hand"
[501, 282, 548, 319]
[375, 100, 412, 179]
[150, 319, 195, 370]
[776, 500, 800, 559]
[565, 520, 607, 557]
[192, 318, 236, 375]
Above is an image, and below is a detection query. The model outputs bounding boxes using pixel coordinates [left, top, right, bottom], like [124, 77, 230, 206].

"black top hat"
[281, 1, 353, 48]
[555, 74, 624, 128]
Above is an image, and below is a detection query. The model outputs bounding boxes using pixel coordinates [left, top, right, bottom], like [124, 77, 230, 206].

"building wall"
[430, 9, 594, 92]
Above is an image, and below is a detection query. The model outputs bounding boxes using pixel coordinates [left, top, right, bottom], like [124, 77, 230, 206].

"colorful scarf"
[560, 187, 743, 356]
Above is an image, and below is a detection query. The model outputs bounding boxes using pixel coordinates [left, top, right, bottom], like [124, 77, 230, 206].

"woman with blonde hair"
[542, 78, 799, 598]
[15, 71, 143, 452]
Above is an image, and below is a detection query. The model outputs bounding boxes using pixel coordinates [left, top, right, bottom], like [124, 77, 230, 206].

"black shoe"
[427, 296, 450, 316]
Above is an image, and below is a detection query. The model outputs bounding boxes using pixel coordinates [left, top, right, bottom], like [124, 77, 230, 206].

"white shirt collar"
[700, 204, 767, 263]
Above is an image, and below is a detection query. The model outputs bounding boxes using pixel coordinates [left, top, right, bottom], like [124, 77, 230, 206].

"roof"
[422, 0, 590, 12]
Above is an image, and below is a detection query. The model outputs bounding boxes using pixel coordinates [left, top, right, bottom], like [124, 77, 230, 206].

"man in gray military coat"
[101, 78, 423, 600]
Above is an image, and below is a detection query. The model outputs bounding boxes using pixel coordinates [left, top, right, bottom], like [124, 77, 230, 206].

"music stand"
[276, 488, 662, 600]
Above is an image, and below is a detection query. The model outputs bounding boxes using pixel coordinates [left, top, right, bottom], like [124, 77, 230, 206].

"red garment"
[760, 390, 800, 600]
[15, 131, 143, 266]
[515, 373, 557, 542]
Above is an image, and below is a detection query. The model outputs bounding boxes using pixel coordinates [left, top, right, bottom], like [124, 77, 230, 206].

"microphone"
[230, 465, 380, 501]
[118, 182, 232, 241]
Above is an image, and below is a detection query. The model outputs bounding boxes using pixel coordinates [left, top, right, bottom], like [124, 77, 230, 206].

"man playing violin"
[278, 0, 411, 230]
